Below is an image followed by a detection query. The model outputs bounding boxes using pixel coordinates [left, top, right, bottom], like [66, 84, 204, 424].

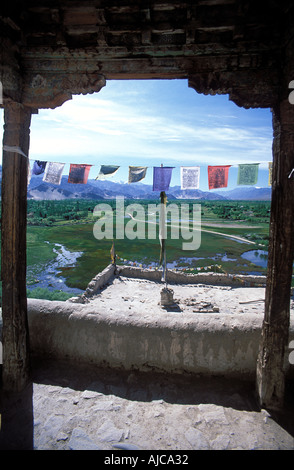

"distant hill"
[215, 187, 271, 201]
[27, 176, 229, 201]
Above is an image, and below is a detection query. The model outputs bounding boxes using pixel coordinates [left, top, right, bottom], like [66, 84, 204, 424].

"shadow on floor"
[0, 367, 34, 450]
[30, 358, 260, 411]
[31, 359, 294, 437]
[1, 359, 293, 450]
[268, 379, 294, 438]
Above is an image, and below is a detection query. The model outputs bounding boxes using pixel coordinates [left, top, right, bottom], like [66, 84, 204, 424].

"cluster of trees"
[26, 199, 271, 226]
[202, 200, 271, 222]
[27, 199, 100, 225]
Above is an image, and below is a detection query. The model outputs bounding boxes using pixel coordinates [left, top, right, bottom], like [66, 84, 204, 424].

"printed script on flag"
[237, 163, 259, 186]
[43, 162, 65, 185]
[180, 166, 200, 190]
[68, 164, 92, 184]
[207, 165, 231, 190]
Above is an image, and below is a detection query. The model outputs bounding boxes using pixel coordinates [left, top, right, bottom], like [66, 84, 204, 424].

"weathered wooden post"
[256, 96, 294, 409]
[1, 101, 32, 391]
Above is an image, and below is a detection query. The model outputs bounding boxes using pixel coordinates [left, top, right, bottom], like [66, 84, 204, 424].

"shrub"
[27, 288, 74, 301]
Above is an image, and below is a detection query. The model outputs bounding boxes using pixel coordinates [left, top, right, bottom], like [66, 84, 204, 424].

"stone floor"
[79, 276, 270, 318]
[0, 359, 293, 451]
[1, 278, 293, 452]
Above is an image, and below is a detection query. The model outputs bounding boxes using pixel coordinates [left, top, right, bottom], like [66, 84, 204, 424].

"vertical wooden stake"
[1, 102, 32, 391]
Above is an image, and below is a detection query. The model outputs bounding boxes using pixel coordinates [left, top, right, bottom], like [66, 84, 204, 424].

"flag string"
[26, 158, 273, 190]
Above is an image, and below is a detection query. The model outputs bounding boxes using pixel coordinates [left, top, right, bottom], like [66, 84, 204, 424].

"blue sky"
[1, 79, 273, 191]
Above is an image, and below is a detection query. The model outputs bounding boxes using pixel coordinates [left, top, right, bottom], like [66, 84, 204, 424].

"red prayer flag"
[208, 165, 231, 190]
[68, 164, 92, 184]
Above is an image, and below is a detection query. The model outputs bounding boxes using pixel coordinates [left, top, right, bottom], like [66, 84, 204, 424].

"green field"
[22, 199, 275, 300]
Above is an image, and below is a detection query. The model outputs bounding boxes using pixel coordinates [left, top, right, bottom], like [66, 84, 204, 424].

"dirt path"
[126, 213, 256, 245]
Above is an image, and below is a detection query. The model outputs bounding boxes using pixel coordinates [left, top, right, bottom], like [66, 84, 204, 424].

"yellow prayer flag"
[110, 242, 116, 264]
[268, 162, 272, 186]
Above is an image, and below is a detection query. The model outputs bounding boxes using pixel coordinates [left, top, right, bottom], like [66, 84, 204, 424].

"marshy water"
[26, 242, 84, 294]
[241, 249, 268, 268]
[26, 244, 270, 294]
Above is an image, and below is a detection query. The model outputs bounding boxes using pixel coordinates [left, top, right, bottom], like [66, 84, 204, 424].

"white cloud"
[2, 81, 273, 175]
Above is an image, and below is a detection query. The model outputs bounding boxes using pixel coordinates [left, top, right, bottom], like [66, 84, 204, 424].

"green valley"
[21, 198, 275, 301]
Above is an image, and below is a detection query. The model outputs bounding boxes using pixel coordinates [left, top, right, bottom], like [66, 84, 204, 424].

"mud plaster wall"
[81, 264, 267, 300]
[26, 298, 294, 379]
[0, 265, 292, 376]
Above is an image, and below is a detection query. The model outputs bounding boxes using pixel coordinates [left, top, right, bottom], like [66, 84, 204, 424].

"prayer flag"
[27, 159, 32, 186]
[110, 242, 116, 264]
[237, 163, 259, 185]
[96, 165, 119, 180]
[32, 160, 47, 175]
[68, 164, 92, 184]
[128, 166, 148, 183]
[268, 162, 272, 186]
[180, 166, 200, 190]
[43, 162, 65, 185]
[153, 167, 174, 191]
[208, 165, 231, 190]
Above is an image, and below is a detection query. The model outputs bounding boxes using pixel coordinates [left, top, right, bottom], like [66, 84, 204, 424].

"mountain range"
[26, 173, 272, 201]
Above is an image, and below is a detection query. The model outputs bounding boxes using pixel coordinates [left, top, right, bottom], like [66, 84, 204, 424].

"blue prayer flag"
[153, 167, 174, 191]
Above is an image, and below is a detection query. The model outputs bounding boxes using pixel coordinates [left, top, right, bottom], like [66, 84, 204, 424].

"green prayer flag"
[237, 164, 259, 185]
[96, 165, 119, 180]
[128, 166, 148, 183]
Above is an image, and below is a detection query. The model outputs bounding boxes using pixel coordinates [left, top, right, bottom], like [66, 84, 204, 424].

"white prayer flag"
[43, 162, 65, 185]
[180, 166, 200, 190]
[27, 159, 32, 186]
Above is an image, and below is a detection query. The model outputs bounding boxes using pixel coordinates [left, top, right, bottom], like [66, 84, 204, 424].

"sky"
[1, 79, 274, 191]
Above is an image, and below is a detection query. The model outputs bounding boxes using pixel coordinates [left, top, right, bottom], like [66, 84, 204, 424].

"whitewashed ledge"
[0, 265, 293, 379]
[25, 296, 294, 380]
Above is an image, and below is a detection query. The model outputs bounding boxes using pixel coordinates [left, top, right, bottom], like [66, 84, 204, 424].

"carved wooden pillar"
[1, 101, 32, 391]
[256, 99, 294, 409]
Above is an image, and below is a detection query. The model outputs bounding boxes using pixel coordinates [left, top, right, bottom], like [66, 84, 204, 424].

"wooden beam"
[256, 99, 294, 410]
[1, 101, 32, 392]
